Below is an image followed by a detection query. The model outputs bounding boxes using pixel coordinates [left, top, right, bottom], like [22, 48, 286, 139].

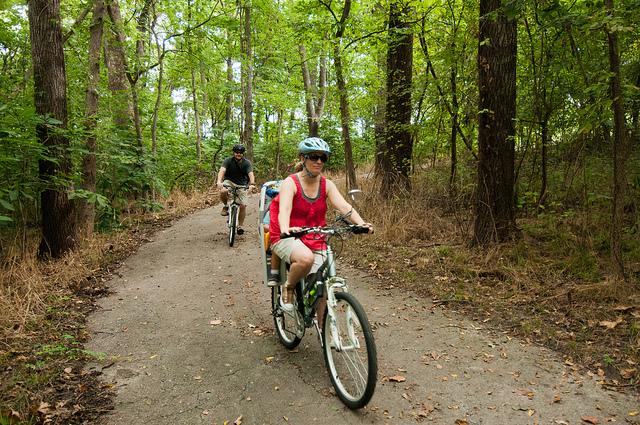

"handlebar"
[223, 185, 250, 193]
[280, 224, 373, 240]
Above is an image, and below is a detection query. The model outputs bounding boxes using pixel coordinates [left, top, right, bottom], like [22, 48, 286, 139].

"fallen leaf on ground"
[599, 317, 623, 329]
[388, 375, 406, 382]
[581, 416, 598, 424]
[620, 368, 637, 379]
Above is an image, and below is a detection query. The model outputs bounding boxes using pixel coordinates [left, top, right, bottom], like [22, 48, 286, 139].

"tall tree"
[473, 0, 517, 245]
[27, 0, 78, 257]
[104, 0, 134, 130]
[324, 0, 358, 190]
[299, 44, 327, 137]
[241, 3, 254, 163]
[374, 53, 387, 176]
[380, 0, 413, 196]
[191, 66, 203, 161]
[79, 0, 106, 237]
[605, 0, 629, 282]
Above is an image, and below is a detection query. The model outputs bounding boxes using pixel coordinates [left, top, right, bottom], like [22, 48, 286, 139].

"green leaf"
[0, 199, 14, 211]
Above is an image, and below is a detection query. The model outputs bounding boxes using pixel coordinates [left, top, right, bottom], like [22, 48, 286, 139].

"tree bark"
[374, 53, 387, 176]
[605, 0, 629, 282]
[326, 0, 357, 189]
[151, 24, 164, 154]
[449, 67, 458, 194]
[78, 0, 106, 238]
[104, 0, 134, 129]
[241, 4, 254, 163]
[28, 0, 78, 258]
[473, 0, 517, 245]
[225, 53, 233, 125]
[381, 0, 413, 196]
[299, 44, 327, 137]
[191, 67, 202, 161]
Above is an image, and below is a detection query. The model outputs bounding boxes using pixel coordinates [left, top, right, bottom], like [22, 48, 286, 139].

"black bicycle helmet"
[232, 143, 246, 153]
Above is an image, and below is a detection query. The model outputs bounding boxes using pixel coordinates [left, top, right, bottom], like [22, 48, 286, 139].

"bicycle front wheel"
[272, 284, 303, 349]
[228, 204, 237, 247]
[323, 291, 377, 409]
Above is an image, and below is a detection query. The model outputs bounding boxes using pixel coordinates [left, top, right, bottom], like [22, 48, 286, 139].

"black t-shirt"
[221, 157, 253, 185]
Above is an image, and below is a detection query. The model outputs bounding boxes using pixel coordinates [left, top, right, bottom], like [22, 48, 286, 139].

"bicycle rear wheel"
[228, 204, 237, 247]
[323, 291, 377, 409]
[272, 284, 303, 349]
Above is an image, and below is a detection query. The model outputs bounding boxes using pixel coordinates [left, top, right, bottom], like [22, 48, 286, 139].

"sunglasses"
[306, 153, 328, 163]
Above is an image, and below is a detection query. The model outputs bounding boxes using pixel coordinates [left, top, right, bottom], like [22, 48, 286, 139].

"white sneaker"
[280, 294, 294, 312]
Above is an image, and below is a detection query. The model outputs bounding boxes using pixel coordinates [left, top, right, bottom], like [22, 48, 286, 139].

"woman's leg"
[281, 244, 314, 308]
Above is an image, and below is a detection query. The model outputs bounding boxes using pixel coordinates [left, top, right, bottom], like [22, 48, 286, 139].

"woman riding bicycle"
[269, 137, 373, 317]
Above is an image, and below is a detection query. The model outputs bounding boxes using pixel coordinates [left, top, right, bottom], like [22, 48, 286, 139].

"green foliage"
[0, 96, 44, 230]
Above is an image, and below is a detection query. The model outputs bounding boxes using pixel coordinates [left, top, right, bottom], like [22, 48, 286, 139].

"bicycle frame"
[276, 227, 354, 348]
[260, 187, 377, 409]
[224, 185, 248, 247]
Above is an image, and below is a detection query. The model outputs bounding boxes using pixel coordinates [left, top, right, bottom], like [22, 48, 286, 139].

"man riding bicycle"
[216, 143, 256, 235]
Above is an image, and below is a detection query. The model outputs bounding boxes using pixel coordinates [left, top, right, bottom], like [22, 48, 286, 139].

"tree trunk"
[328, 0, 357, 189]
[79, 0, 106, 238]
[374, 53, 387, 176]
[104, 0, 133, 129]
[28, 0, 78, 258]
[335, 49, 357, 189]
[241, 4, 254, 163]
[191, 67, 202, 161]
[473, 0, 517, 245]
[605, 0, 629, 282]
[200, 62, 209, 146]
[225, 54, 233, 125]
[299, 44, 327, 137]
[151, 25, 164, 154]
[449, 68, 458, 194]
[536, 104, 551, 213]
[104, 0, 148, 199]
[381, 0, 413, 196]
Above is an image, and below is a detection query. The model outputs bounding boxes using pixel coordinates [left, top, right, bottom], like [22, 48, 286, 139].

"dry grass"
[0, 188, 216, 423]
[338, 164, 640, 389]
[1, 167, 638, 423]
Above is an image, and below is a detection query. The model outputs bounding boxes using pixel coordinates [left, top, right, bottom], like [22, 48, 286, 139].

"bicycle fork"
[324, 278, 360, 352]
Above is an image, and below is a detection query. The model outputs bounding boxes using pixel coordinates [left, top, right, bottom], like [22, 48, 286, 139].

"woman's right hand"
[281, 226, 303, 236]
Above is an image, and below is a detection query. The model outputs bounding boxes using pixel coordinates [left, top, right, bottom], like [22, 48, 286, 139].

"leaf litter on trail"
[387, 375, 406, 382]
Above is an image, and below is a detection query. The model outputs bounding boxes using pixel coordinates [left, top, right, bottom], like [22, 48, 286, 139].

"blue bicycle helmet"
[232, 143, 246, 153]
[297, 137, 331, 178]
[296, 137, 332, 157]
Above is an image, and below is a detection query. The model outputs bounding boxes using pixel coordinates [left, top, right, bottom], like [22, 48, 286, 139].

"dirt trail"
[85, 195, 639, 424]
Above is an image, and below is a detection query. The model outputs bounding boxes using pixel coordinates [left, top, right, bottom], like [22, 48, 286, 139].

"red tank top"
[269, 174, 327, 250]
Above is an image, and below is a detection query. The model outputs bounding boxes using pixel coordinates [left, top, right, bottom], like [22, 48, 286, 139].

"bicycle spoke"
[272, 285, 302, 349]
[323, 291, 377, 409]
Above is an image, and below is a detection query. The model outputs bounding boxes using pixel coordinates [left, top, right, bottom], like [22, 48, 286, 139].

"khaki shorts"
[222, 180, 248, 205]
[272, 237, 325, 274]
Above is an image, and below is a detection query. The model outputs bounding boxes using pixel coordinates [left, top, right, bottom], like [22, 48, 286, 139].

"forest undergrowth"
[1, 164, 639, 424]
[341, 164, 640, 397]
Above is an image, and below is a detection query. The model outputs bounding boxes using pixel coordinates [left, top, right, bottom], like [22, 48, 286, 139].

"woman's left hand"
[361, 223, 374, 234]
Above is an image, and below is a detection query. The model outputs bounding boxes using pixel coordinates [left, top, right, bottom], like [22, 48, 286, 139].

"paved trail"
[85, 196, 639, 424]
